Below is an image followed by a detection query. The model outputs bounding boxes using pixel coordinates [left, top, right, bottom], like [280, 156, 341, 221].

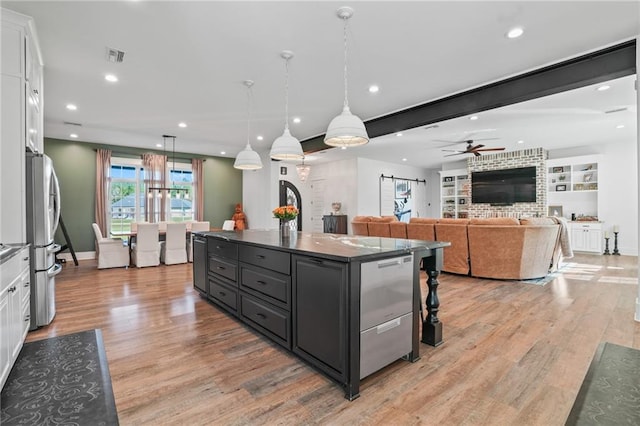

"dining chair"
[161, 222, 188, 265]
[91, 223, 129, 269]
[188, 221, 210, 262]
[131, 223, 160, 267]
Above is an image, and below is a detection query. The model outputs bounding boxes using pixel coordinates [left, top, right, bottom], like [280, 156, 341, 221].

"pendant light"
[296, 156, 311, 182]
[234, 80, 263, 170]
[324, 6, 369, 148]
[270, 51, 303, 161]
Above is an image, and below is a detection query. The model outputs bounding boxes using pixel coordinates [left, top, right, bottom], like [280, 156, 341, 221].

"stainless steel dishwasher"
[360, 255, 414, 379]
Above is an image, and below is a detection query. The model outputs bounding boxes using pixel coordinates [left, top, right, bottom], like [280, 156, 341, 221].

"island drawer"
[239, 246, 290, 275]
[209, 279, 238, 312]
[207, 238, 238, 260]
[240, 265, 290, 307]
[208, 257, 237, 282]
[240, 294, 290, 347]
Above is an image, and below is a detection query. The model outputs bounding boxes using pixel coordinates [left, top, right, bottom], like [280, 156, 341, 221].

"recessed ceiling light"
[506, 27, 524, 39]
[396, 132, 403, 137]
[221, 151, 226, 155]
[293, 117, 301, 124]
[341, 146, 347, 150]
[70, 133, 78, 138]
[402, 158, 407, 162]
[369, 85, 379, 93]
[597, 85, 610, 91]
[105, 74, 118, 82]
[469, 115, 478, 120]
[178, 122, 187, 128]
[517, 140, 524, 144]
[156, 143, 162, 147]
[616, 124, 625, 129]
[256, 135, 263, 141]
[66, 104, 77, 111]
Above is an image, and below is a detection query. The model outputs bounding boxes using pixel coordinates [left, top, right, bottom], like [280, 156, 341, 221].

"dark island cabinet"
[192, 235, 208, 294]
[206, 238, 239, 316]
[323, 215, 348, 234]
[292, 255, 347, 381]
[192, 230, 448, 400]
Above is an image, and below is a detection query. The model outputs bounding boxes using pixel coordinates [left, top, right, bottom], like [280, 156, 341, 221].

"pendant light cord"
[284, 57, 290, 130]
[246, 83, 252, 148]
[343, 16, 349, 109]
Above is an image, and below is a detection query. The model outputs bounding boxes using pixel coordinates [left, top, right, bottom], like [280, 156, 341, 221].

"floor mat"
[1, 329, 119, 425]
[565, 342, 640, 425]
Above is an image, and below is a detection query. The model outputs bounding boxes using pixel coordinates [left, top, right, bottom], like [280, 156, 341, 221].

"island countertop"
[196, 229, 449, 262]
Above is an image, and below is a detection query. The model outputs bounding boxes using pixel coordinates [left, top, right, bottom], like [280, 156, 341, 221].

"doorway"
[279, 180, 302, 231]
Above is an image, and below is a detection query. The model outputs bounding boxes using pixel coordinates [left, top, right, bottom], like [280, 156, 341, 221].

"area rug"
[565, 342, 640, 425]
[1, 329, 119, 426]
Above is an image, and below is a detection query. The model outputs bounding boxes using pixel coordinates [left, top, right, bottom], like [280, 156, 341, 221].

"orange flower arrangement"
[273, 205, 299, 221]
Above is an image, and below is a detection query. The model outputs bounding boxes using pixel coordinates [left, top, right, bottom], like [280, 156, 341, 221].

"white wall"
[549, 140, 638, 255]
[242, 151, 278, 230]
[356, 158, 437, 219]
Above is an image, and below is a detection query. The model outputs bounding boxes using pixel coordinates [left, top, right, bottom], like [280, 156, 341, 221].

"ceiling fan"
[441, 139, 505, 157]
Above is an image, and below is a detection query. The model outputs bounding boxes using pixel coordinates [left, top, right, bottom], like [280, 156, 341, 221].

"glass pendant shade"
[296, 162, 311, 182]
[324, 105, 369, 147]
[234, 143, 262, 170]
[270, 127, 303, 160]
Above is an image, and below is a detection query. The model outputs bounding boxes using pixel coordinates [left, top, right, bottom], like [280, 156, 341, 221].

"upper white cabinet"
[1, 8, 43, 244]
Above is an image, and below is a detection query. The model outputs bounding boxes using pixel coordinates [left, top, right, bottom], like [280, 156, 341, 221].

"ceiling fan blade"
[473, 152, 482, 157]
[473, 147, 506, 152]
[441, 149, 464, 153]
[444, 152, 465, 157]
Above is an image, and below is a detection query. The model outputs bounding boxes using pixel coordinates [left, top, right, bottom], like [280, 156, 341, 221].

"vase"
[279, 219, 292, 238]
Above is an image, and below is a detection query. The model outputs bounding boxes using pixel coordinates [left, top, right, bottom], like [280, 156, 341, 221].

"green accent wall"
[44, 138, 242, 253]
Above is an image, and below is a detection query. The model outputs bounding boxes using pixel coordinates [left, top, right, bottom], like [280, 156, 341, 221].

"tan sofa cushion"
[389, 221, 407, 238]
[469, 217, 520, 225]
[351, 216, 371, 236]
[406, 221, 435, 241]
[435, 221, 470, 275]
[409, 218, 438, 224]
[370, 216, 398, 222]
[468, 224, 560, 279]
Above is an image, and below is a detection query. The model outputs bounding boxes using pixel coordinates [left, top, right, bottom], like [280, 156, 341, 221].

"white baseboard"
[57, 251, 95, 262]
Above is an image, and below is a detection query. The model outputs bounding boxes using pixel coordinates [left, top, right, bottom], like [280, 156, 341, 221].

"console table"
[322, 214, 348, 234]
[192, 230, 448, 400]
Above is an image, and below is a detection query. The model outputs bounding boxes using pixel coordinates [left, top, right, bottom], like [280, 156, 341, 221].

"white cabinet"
[440, 169, 469, 219]
[1, 246, 30, 390]
[1, 9, 43, 245]
[570, 222, 603, 253]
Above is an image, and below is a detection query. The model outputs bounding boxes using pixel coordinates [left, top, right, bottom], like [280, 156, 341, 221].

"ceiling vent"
[63, 121, 82, 127]
[106, 47, 125, 63]
[604, 107, 628, 114]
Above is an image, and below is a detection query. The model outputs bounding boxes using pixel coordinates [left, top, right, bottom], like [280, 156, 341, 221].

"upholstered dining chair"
[131, 223, 160, 267]
[188, 221, 210, 262]
[160, 222, 188, 265]
[92, 223, 130, 269]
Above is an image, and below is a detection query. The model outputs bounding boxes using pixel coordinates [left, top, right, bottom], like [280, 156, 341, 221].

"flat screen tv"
[471, 166, 537, 205]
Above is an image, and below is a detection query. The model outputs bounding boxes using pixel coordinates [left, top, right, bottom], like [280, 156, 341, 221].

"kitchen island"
[192, 230, 448, 400]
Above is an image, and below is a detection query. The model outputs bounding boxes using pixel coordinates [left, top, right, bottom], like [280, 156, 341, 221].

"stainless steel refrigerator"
[26, 152, 62, 329]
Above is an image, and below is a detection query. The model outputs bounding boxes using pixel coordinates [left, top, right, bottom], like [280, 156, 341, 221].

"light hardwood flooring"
[26, 253, 640, 425]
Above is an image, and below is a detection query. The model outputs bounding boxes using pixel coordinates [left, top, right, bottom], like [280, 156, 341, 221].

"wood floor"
[27, 253, 640, 425]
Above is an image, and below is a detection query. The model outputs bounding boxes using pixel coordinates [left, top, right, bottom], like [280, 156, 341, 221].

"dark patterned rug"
[565, 342, 640, 425]
[1, 329, 119, 425]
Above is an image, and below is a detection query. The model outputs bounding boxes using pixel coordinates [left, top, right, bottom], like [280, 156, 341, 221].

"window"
[167, 166, 193, 223]
[110, 160, 145, 236]
[109, 157, 193, 236]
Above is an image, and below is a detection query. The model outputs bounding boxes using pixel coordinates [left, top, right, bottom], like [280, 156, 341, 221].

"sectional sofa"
[351, 216, 563, 280]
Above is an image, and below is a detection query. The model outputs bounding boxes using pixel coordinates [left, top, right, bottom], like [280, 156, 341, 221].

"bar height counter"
[192, 230, 449, 400]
